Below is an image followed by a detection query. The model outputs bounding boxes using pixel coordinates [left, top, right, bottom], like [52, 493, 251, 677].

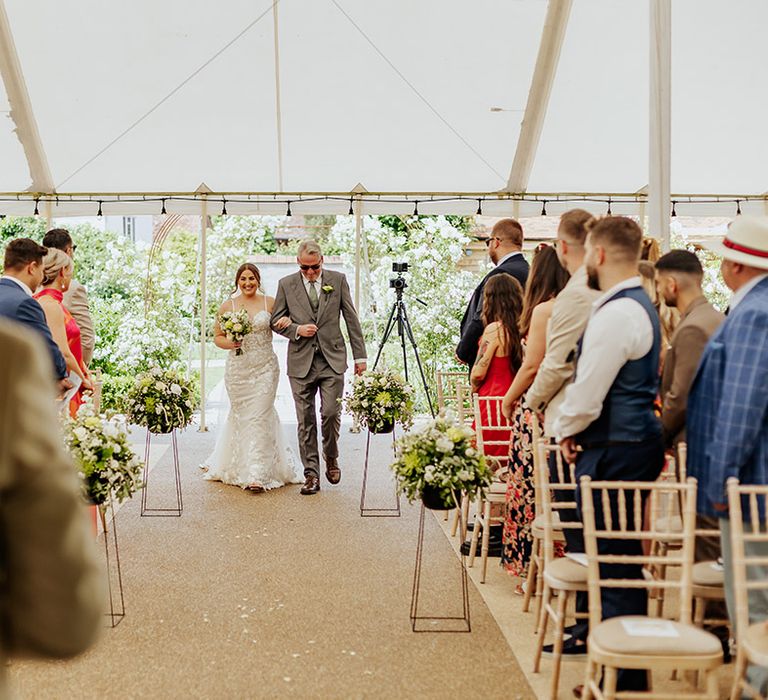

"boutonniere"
[322, 285, 334, 294]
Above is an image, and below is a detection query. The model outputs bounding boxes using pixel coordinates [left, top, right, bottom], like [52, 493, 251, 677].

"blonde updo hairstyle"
[41, 248, 73, 286]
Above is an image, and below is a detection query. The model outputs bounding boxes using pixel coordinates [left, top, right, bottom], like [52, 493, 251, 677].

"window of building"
[123, 216, 136, 241]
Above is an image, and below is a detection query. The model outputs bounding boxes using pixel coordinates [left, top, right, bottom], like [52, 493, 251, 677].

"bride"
[202, 263, 301, 492]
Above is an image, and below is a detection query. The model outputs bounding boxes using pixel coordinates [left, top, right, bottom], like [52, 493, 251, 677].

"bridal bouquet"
[391, 410, 492, 509]
[64, 404, 143, 506]
[124, 367, 198, 434]
[219, 309, 252, 356]
[344, 368, 415, 433]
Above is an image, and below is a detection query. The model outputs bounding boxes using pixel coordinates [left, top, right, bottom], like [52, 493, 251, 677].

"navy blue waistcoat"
[577, 286, 662, 446]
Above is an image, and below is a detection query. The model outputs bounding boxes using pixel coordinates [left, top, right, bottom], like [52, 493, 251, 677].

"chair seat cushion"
[692, 560, 724, 588]
[656, 514, 683, 534]
[532, 511, 562, 530]
[590, 616, 722, 657]
[543, 556, 587, 586]
[743, 623, 768, 667]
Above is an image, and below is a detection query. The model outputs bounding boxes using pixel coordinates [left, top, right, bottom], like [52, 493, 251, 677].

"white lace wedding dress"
[202, 299, 301, 490]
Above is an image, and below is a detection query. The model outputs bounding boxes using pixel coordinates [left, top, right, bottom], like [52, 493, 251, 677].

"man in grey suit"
[42, 228, 95, 366]
[271, 240, 367, 495]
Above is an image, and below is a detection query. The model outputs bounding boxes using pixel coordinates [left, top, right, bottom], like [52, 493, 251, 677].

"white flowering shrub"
[343, 368, 415, 432]
[124, 367, 198, 434]
[64, 404, 143, 506]
[670, 226, 731, 311]
[391, 411, 492, 509]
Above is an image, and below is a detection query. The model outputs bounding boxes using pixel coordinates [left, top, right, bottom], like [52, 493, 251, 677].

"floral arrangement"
[64, 404, 143, 506]
[218, 308, 253, 356]
[391, 411, 492, 509]
[344, 368, 415, 432]
[124, 367, 198, 434]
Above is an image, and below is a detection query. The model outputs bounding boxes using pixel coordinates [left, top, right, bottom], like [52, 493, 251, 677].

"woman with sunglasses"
[201, 263, 302, 493]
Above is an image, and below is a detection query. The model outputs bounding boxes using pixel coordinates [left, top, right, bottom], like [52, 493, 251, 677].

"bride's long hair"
[233, 263, 261, 295]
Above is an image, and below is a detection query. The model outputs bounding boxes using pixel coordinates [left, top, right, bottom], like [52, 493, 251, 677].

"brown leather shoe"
[300, 475, 320, 495]
[325, 461, 341, 485]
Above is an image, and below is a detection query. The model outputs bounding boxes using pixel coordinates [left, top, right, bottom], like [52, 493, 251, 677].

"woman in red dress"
[35, 249, 92, 416]
[470, 273, 524, 458]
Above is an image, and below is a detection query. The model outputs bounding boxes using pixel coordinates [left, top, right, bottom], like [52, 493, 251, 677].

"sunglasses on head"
[299, 263, 321, 271]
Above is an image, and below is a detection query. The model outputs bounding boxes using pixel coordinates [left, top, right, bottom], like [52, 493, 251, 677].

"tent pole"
[354, 198, 362, 309]
[198, 198, 208, 432]
[44, 199, 52, 229]
[649, 0, 672, 251]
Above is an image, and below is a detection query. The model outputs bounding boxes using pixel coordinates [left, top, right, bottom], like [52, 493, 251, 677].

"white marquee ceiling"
[1, 0, 767, 217]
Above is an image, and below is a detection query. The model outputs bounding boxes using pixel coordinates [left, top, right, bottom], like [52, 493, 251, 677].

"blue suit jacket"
[0, 278, 67, 379]
[687, 277, 768, 518]
[456, 253, 530, 366]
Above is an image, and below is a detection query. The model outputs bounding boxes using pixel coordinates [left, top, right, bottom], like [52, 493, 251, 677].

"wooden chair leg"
[730, 651, 748, 700]
[533, 553, 545, 625]
[603, 665, 618, 700]
[582, 657, 597, 700]
[548, 588, 569, 700]
[468, 500, 482, 567]
[522, 539, 538, 613]
[533, 584, 552, 672]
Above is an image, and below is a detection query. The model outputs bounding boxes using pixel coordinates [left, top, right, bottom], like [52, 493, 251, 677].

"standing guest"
[554, 216, 665, 694]
[500, 246, 569, 590]
[456, 219, 529, 367]
[470, 273, 524, 456]
[34, 249, 93, 415]
[687, 216, 768, 697]
[0, 238, 69, 392]
[639, 259, 679, 369]
[655, 249, 727, 654]
[0, 318, 103, 684]
[525, 209, 600, 652]
[42, 228, 95, 366]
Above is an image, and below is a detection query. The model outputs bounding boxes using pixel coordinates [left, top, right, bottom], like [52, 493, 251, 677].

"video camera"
[389, 262, 409, 290]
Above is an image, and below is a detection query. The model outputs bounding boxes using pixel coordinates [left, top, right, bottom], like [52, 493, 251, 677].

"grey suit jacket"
[270, 269, 367, 378]
[63, 279, 95, 366]
[0, 319, 103, 672]
[525, 266, 600, 436]
[660, 296, 724, 446]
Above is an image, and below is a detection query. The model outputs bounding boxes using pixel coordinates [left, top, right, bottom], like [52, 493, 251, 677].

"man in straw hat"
[687, 215, 768, 696]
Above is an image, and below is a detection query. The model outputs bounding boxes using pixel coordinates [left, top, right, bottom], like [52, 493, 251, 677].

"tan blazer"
[525, 266, 600, 436]
[270, 269, 366, 378]
[660, 295, 724, 445]
[0, 319, 103, 674]
[63, 279, 95, 366]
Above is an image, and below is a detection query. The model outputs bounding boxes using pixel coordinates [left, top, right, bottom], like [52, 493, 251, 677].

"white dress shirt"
[0, 275, 33, 296]
[553, 276, 654, 441]
[729, 272, 768, 311]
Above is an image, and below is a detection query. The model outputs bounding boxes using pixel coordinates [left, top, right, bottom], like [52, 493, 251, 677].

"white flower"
[170, 384, 182, 395]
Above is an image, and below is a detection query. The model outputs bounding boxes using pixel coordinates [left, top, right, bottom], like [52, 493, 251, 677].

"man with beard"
[554, 216, 665, 695]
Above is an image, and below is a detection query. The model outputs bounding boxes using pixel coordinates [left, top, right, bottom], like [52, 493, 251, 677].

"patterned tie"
[308, 280, 319, 312]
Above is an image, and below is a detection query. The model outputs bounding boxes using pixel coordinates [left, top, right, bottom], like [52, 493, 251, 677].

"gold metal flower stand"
[97, 500, 125, 627]
[140, 429, 183, 517]
[359, 425, 401, 518]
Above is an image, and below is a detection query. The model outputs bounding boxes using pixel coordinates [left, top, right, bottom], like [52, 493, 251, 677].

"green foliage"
[0, 216, 48, 247]
[99, 374, 134, 412]
[124, 367, 198, 434]
[343, 368, 415, 432]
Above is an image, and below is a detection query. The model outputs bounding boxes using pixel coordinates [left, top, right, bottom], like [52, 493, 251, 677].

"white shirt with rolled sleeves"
[553, 276, 654, 443]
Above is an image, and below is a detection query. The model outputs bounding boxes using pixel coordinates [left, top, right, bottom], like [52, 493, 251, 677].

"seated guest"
[655, 249, 727, 653]
[687, 216, 768, 696]
[470, 273, 524, 458]
[0, 238, 69, 393]
[42, 228, 95, 366]
[457, 219, 529, 367]
[34, 249, 93, 415]
[554, 216, 665, 694]
[500, 246, 569, 590]
[0, 318, 103, 685]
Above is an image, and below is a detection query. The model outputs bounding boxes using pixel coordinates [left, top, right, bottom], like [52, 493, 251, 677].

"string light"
[541, 200, 547, 216]
[348, 198, 354, 216]
[476, 199, 482, 216]
[33, 199, 39, 216]
[161, 198, 167, 215]
[221, 199, 227, 216]
[97, 200, 103, 217]
[736, 199, 742, 215]
[286, 201, 292, 217]
[413, 200, 419, 216]
[671, 201, 677, 217]
[607, 199, 612, 215]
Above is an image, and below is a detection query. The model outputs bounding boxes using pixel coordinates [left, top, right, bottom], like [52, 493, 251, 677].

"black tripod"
[371, 276, 434, 417]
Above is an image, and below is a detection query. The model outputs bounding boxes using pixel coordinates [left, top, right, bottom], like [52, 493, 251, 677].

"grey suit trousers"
[289, 352, 345, 479]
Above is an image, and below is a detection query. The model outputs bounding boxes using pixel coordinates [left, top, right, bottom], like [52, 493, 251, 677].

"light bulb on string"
[33, 199, 39, 216]
[541, 200, 547, 216]
[476, 199, 483, 216]
[413, 201, 419, 216]
[607, 199, 612, 216]
[736, 200, 742, 216]
[671, 201, 677, 218]
[286, 201, 292, 217]
[348, 199, 354, 216]
[161, 198, 167, 215]
[221, 199, 227, 216]
[97, 201, 103, 217]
